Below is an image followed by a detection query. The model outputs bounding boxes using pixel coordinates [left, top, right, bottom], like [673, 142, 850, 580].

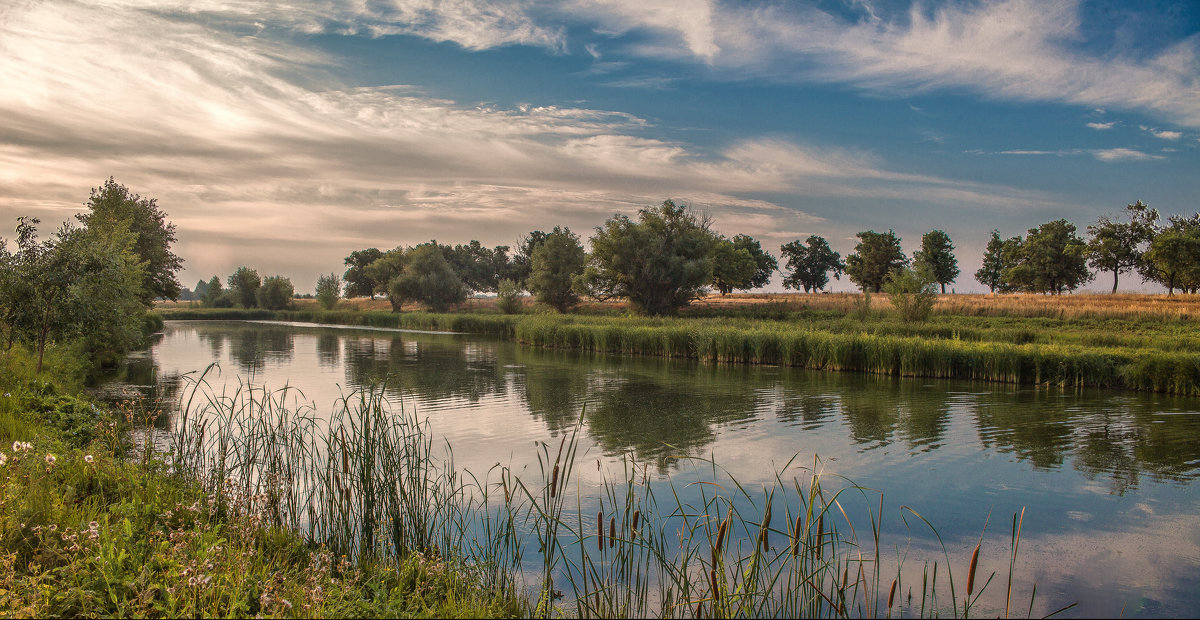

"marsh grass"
[161, 368, 1070, 618]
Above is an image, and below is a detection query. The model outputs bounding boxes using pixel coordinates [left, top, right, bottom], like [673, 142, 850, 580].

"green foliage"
[446, 240, 512, 294]
[511, 230, 549, 288]
[227, 267, 261, 308]
[576, 200, 719, 316]
[527, 226, 585, 312]
[913, 230, 959, 294]
[1, 217, 147, 371]
[76, 178, 183, 302]
[256, 275, 294, 311]
[1139, 214, 1200, 295]
[845, 230, 908, 293]
[710, 238, 758, 295]
[342, 247, 384, 298]
[363, 248, 405, 308]
[388, 244, 467, 312]
[1002, 219, 1092, 294]
[1086, 200, 1159, 293]
[496, 279, 523, 314]
[975, 230, 1006, 293]
[884, 266, 938, 322]
[315, 273, 342, 310]
[780, 235, 845, 293]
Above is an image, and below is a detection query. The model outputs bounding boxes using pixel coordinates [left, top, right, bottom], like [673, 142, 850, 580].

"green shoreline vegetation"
[160, 305, 1200, 395]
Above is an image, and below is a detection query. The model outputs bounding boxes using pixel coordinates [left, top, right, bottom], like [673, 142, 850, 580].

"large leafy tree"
[343, 248, 384, 298]
[1139, 214, 1200, 295]
[711, 234, 777, 295]
[1003, 219, 1092, 294]
[1, 217, 145, 371]
[228, 267, 262, 308]
[388, 243, 467, 312]
[364, 248, 407, 309]
[527, 226, 586, 312]
[913, 230, 959, 294]
[76, 177, 183, 302]
[576, 200, 719, 316]
[780, 235, 845, 293]
[845, 230, 908, 293]
[1086, 200, 1159, 293]
[446, 240, 511, 294]
[512, 230, 550, 288]
[975, 230, 1006, 293]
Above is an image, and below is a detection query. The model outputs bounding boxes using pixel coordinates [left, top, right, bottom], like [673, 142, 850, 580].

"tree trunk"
[1111, 271, 1119, 294]
[940, 282, 946, 294]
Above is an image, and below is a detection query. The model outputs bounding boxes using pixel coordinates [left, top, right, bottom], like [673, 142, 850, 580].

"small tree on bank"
[1086, 200, 1159, 294]
[913, 229, 958, 294]
[527, 226, 585, 312]
[228, 267, 262, 308]
[316, 273, 342, 310]
[257, 275, 294, 310]
[388, 243, 466, 312]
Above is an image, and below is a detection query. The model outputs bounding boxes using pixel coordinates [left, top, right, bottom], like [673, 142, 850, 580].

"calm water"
[106, 320, 1200, 617]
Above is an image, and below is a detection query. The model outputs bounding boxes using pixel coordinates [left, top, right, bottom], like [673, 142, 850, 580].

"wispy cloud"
[995, 148, 1165, 162]
[1086, 122, 1116, 130]
[1140, 126, 1183, 140]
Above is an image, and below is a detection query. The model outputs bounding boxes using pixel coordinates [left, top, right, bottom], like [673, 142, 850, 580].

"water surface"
[109, 320, 1200, 617]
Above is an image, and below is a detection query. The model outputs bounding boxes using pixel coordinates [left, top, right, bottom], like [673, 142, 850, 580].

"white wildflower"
[45, 453, 56, 466]
[84, 454, 94, 463]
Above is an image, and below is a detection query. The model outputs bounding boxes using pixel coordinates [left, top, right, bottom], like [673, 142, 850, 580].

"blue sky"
[2, 0, 1198, 293]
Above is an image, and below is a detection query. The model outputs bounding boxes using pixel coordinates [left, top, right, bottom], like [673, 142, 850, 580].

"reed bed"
[165, 370, 1069, 618]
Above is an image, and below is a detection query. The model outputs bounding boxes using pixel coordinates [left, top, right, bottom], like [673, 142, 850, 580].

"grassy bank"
[160, 296, 1200, 395]
[0, 346, 525, 618]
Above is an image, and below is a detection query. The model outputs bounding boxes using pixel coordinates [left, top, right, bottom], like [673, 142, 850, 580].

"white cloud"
[1086, 122, 1116, 130]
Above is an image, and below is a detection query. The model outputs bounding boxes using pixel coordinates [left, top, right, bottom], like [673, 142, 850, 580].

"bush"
[257, 276, 294, 311]
[316, 273, 341, 311]
[496, 279, 522, 314]
[884, 267, 937, 322]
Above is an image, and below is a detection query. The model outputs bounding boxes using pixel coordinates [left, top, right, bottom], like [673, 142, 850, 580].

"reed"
[163, 369, 1061, 618]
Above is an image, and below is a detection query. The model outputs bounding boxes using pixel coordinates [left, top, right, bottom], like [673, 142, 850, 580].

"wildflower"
[45, 453, 56, 466]
[0, 453, 7, 466]
[84, 454, 94, 464]
[280, 598, 292, 610]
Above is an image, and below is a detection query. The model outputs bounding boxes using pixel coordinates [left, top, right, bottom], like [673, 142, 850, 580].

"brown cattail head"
[631, 509, 640, 538]
[888, 577, 897, 609]
[550, 464, 560, 498]
[598, 511, 604, 552]
[816, 514, 824, 561]
[966, 542, 981, 596]
[715, 518, 728, 555]
[760, 503, 772, 552]
[709, 568, 721, 603]
[609, 516, 616, 548]
[792, 514, 803, 556]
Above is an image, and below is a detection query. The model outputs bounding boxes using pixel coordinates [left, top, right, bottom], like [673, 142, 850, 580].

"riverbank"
[0, 345, 525, 618]
[159, 293, 1200, 395]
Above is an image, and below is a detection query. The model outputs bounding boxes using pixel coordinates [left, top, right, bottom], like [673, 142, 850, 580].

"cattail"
[760, 503, 772, 552]
[966, 542, 980, 596]
[550, 464, 560, 498]
[887, 577, 897, 610]
[792, 514, 803, 556]
[609, 516, 616, 548]
[597, 511, 604, 552]
[816, 514, 824, 561]
[631, 509, 640, 539]
[714, 518, 728, 554]
[709, 568, 721, 604]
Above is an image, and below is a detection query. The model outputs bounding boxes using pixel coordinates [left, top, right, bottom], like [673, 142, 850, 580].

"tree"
[709, 239, 757, 296]
[710, 234, 777, 295]
[845, 230, 908, 293]
[780, 235, 845, 293]
[512, 230, 549, 288]
[257, 275, 294, 310]
[446, 240, 510, 294]
[527, 226, 586, 311]
[1, 217, 145, 371]
[228, 267, 262, 308]
[975, 230, 1006, 293]
[1139, 214, 1200, 295]
[1003, 219, 1092, 294]
[76, 177, 183, 302]
[575, 200, 719, 316]
[1087, 200, 1159, 293]
[388, 243, 466, 312]
[343, 248, 384, 298]
[316, 273, 342, 310]
[193, 278, 210, 301]
[363, 248, 406, 309]
[202, 276, 226, 307]
[913, 230, 959, 294]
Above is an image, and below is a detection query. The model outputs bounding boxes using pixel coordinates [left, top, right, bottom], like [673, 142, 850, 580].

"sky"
[1, 0, 1198, 294]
